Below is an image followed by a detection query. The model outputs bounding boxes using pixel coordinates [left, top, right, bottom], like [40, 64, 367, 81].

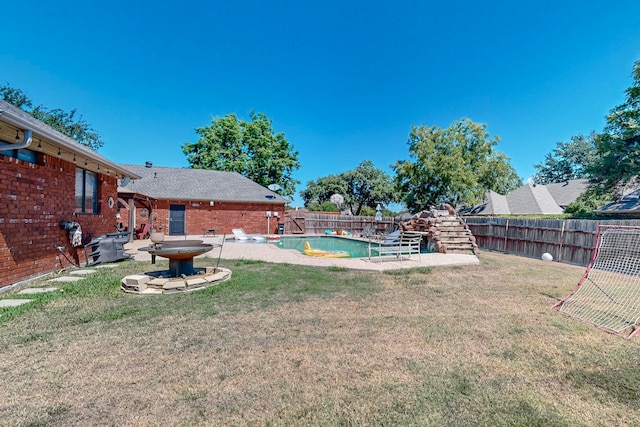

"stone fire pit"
[121, 239, 232, 294]
[140, 240, 214, 276]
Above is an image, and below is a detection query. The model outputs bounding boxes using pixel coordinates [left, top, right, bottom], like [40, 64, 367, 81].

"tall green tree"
[342, 161, 397, 215]
[300, 174, 347, 210]
[587, 60, 640, 197]
[0, 83, 104, 151]
[300, 161, 397, 215]
[182, 112, 300, 197]
[533, 132, 598, 184]
[393, 118, 521, 212]
[533, 133, 614, 215]
[31, 107, 103, 150]
[0, 84, 32, 109]
[564, 188, 613, 216]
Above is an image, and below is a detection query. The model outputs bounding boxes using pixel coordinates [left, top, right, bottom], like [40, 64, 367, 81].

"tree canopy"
[0, 84, 32, 109]
[300, 174, 347, 211]
[0, 83, 104, 151]
[182, 112, 300, 197]
[533, 132, 598, 185]
[393, 118, 521, 212]
[300, 161, 397, 215]
[587, 60, 640, 197]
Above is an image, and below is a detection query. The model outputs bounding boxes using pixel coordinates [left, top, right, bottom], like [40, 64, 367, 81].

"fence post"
[504, 219, 509, 253]
[485, 221, 495, 251]
[558, 220, 565, 262]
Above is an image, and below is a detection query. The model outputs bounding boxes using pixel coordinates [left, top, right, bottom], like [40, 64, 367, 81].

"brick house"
[117, 164, 289, 237]
[0, 99, 139, 290]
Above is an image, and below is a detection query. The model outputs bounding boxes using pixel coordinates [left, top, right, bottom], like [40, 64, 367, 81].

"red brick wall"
[129, 200, 286, 236]
[0, 154, 120, 288]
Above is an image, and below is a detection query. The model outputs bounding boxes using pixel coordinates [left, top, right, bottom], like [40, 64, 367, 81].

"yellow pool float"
[303, 241, 350, 258]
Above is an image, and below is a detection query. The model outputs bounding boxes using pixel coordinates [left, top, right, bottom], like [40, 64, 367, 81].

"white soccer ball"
[541, 253, 553, 262]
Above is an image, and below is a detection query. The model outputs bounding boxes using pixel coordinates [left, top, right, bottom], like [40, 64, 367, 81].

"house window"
[75, 167, 98, 213]
[0, 141, 38, 164]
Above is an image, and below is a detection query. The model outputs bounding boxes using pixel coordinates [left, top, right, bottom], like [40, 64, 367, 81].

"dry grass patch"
[0, 254, 639, 425]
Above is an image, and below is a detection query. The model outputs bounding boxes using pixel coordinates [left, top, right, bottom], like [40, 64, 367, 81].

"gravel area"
[125, 235, 479, 272]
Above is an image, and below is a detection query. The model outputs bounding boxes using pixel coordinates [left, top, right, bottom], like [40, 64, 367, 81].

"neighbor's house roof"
[460, 179, 588, 215]
[0, 98, 139, 179]
[545, 180, 589, 208]
[459, 190, 509, 215]
[507, 183, 564, 214]
[118, 164, 289, 204]
[596, 189, 640, 214]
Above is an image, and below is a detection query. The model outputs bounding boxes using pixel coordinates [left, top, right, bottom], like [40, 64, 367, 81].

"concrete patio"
[125, 234, 479, 272]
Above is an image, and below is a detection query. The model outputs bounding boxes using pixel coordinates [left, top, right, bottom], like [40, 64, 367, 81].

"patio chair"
[368, 232, 422, 262]
[360, 225, 376, 239]
[380, 223, 399, 237]
[373, 224, 401, 240]
[382, 229, 401, 243]
[232, 228, 266, 241]
[135, 223, 151, 240]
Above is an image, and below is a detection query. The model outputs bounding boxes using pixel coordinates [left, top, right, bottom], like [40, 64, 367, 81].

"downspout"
[0, 129, 32, 151]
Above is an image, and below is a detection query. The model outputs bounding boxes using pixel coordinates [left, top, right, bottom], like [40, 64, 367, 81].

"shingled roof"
[460, 190, 510, 215]
[460, 179, 588, 215]
[0, 99, 139, 179]
[118, 164, 289, 204]
[545, 179, 589, 208]
[507, 184, 564, 214]
[596, 188, 640, 214]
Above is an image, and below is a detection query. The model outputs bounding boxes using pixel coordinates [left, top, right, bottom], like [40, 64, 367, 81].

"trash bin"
[277, 222, 285, 235]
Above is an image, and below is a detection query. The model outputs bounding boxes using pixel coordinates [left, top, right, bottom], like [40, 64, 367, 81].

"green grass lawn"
[1, 253, 639, 426]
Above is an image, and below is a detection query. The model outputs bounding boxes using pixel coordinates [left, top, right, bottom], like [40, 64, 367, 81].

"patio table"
[201, 227, 218, 236]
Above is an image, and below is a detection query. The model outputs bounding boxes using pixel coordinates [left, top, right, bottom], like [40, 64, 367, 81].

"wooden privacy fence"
[464, 217, 640, 266]
[283, 212, 394, 235]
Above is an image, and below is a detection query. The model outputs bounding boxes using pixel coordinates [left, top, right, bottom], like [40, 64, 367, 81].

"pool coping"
[125, 234, 479, 272]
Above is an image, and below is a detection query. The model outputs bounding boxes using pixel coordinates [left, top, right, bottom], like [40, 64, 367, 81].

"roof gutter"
[116, 193, 290, 205]
[0, 105, 139, 179]
[0, 129, 32, 151]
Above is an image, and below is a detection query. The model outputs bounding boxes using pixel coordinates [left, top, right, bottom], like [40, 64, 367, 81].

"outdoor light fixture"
[85, 159, 88, 166]
[15, 130, 19, 142]
[73, 154, 76, 163]
[210, 200, 214, 206]
[57, 148, 61, 157]
[37, 140, 42, 150]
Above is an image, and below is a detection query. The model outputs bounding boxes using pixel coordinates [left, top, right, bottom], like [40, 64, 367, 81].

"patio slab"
[19, 287, 59, 295]
[0, 299, 33, 308]
[70, 269, 97, 275]
[48, 276, 84, 283]
[126, 235, 479, 271]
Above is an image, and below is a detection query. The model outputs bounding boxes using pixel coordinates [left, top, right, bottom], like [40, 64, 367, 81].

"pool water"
[276, 236, 370, 258]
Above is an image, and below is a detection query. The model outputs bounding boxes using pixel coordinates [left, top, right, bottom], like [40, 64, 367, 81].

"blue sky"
[2, 1, 640, 207]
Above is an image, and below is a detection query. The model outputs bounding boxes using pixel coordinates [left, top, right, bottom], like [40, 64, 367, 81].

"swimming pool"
[276, 236, 371, 258]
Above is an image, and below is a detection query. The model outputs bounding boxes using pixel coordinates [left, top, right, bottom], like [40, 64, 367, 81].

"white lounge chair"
[232, 228, 266, 241]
